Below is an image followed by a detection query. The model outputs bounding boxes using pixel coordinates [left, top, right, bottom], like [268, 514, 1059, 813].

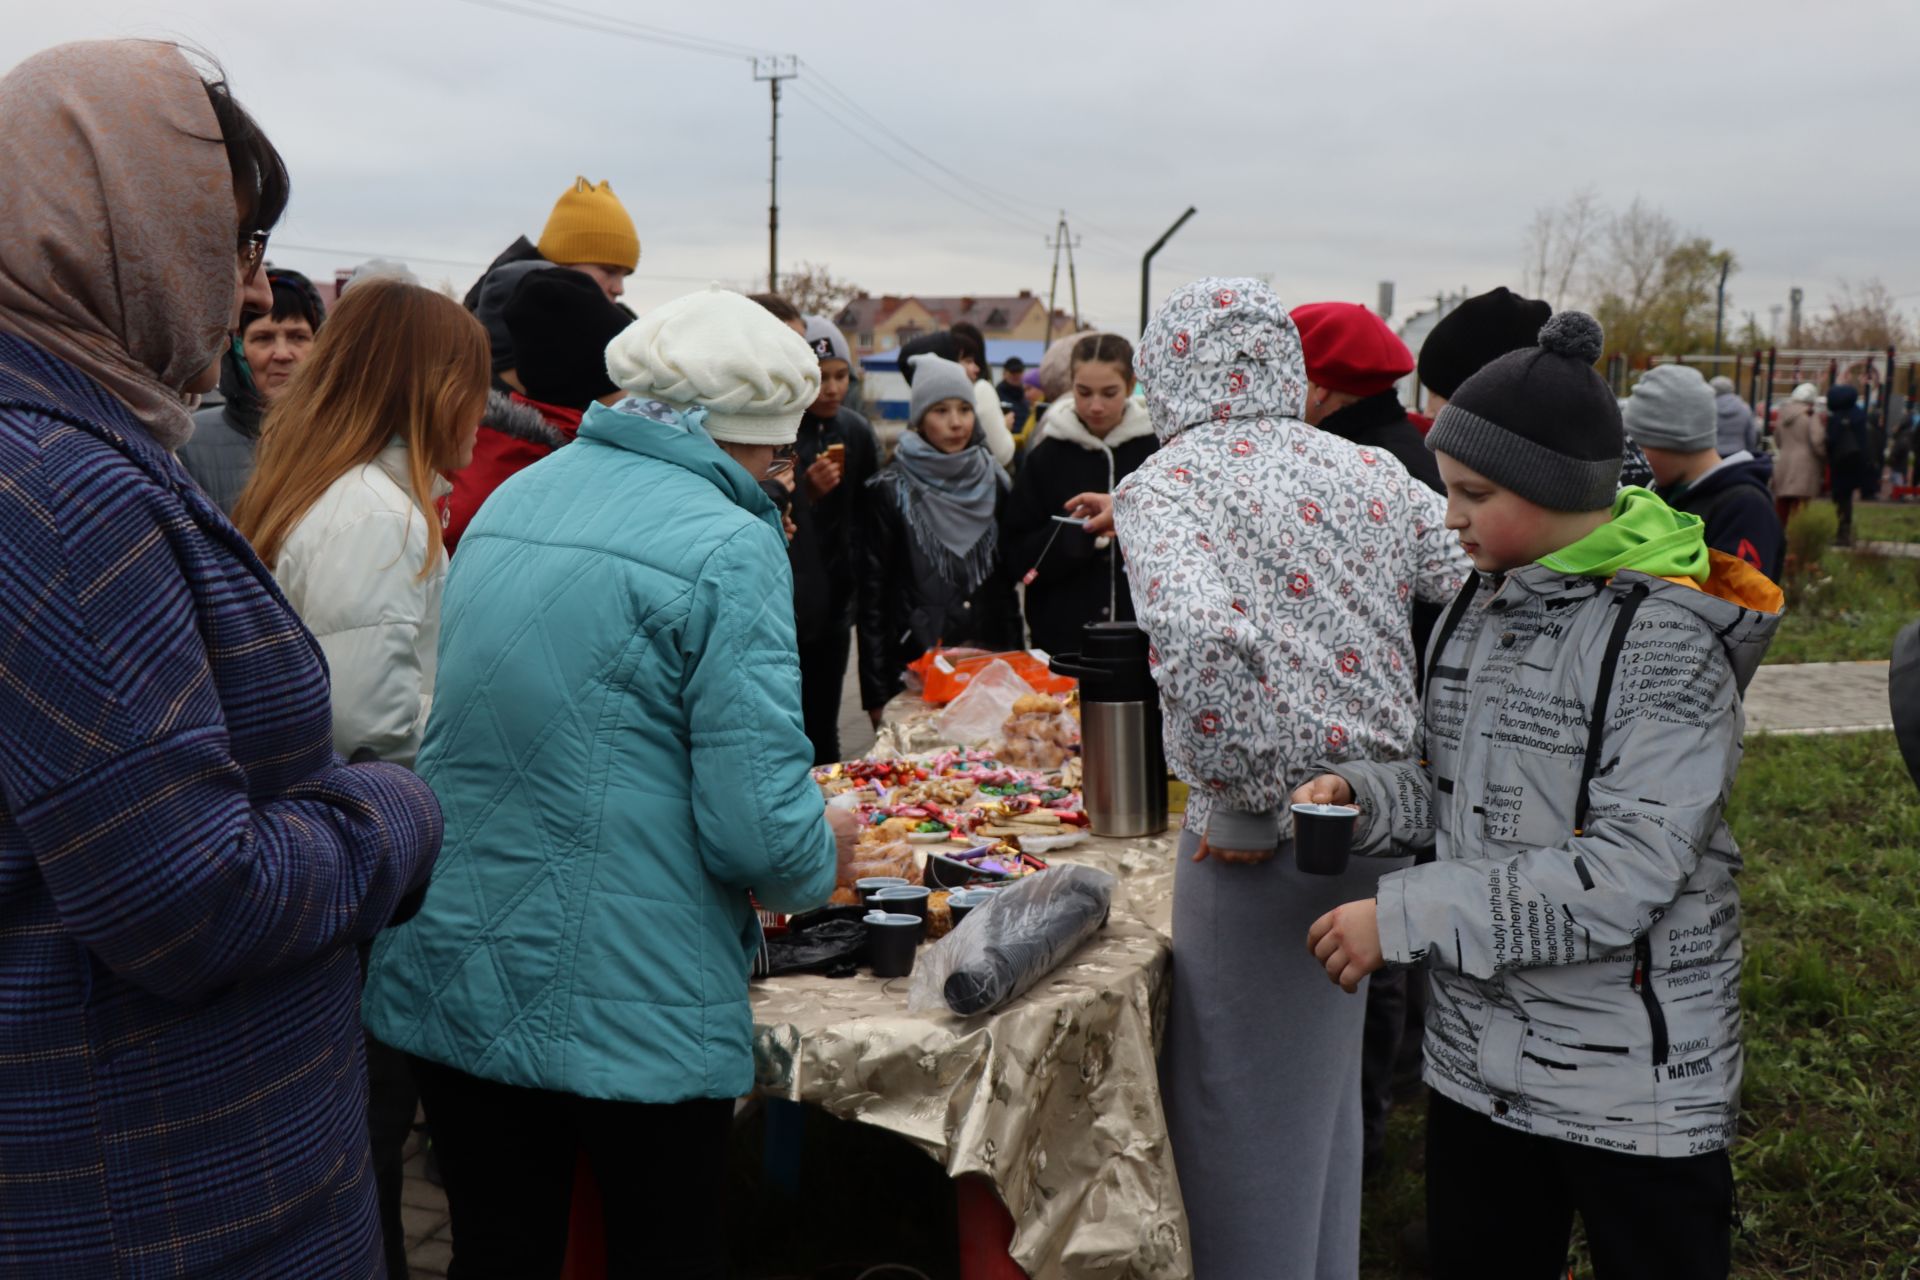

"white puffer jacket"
[274, 443, 447, 766]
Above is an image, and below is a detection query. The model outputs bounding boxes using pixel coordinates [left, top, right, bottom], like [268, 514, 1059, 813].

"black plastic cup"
[947, 890, 991, 929]
[1291, 803, 1358, 876]
[857, 876, 909, 909]
[865, 912, 921, 978]
[872, 886, 931, 928]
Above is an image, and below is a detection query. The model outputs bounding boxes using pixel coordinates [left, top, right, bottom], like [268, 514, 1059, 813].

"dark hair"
[1071, 333, 1135, 386]
[749, 293, 803, 325]
[950, 322, 987, 369]
[201, 73, 290, 237]
[244, 268, 326, 335]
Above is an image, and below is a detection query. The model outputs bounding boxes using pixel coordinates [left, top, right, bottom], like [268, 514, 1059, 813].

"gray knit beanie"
[908, 353, 976, 428]
[1425, 312, 1622, 511]
[1624, 365, 1717, 453]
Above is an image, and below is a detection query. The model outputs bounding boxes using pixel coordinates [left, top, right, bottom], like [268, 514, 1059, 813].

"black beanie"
[1417, 287, 1553, 400]
[503, 268, 630, 409]
[1425, 312, 1622, 511]
[896, 330, 961, 384]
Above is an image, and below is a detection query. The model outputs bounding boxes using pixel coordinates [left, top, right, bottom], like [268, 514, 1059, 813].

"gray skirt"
[1160, 829, 1403, 1279]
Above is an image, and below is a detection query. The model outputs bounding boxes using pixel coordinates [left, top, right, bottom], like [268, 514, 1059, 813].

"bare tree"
[781, 262, 865, 320]
[1807, 279, 1912, 350]
[1520, 188, 1603, 310]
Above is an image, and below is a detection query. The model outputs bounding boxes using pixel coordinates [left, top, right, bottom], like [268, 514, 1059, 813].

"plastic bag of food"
[997, 693, 1080, 770]
[907, 864, 1115, 1017]
[910, 649, 1077, 705]
[935, 659, 1035, 746]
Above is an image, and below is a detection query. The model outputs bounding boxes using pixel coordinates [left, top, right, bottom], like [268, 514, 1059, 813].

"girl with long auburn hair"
[236, 277, 488, 764]
[233, 275, 486, 1279]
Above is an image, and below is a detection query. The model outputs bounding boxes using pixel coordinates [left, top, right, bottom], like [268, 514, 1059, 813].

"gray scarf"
[879, 431, 1009, 595]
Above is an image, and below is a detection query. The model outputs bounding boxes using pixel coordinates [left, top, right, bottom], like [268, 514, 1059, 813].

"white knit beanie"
[604, 284, 821, 444]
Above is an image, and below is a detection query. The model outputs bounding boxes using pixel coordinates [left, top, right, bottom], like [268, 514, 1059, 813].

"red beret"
[1290, 301, 1414, 398]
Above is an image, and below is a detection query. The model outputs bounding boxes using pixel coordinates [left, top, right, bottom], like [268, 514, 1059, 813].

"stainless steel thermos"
[1049, 622, 1168, 837]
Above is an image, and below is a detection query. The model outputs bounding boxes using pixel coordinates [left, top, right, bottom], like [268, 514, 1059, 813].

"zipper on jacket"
[1632, 934, 1670, 1066]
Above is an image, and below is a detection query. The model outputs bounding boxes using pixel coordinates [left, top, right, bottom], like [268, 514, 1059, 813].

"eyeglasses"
[240, 230, 270, 284]
[765, 446, 797, 479]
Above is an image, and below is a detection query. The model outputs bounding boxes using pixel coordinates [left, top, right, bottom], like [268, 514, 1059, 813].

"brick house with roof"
[833, 290, 1073, 355]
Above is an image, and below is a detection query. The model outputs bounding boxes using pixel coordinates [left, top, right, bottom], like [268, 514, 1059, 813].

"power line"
[272, 242, 491, 270]
[271, 241, 721, 284]
[516, 0, 767, 58]
[799, 63, 1064, 224]
[450, 0, 1064, 259]
[449, 0, 752, 59]
[787, 83, 1045, 239]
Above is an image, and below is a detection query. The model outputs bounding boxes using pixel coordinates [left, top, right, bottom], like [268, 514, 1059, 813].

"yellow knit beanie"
[537, 177, 640, 272]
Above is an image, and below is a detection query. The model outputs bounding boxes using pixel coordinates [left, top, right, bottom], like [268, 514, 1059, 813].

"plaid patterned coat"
[0, 333, 442, 1278]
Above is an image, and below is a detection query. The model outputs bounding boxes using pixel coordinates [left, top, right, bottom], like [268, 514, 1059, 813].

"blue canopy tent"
[860, 339, 1047, 423]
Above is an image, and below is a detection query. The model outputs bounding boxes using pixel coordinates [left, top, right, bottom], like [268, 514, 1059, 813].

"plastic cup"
[1291, 803, 1358, 876]
[873, 885, 932, 923]
[946, 890, 992, 928]
[865, 912, 921, 978]
[857, 876, 910, 908]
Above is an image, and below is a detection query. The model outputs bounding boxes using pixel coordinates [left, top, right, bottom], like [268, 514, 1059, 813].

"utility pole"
[752, 56, 798, 294]
[1044, 213, 1083, 346]
[1712, 253, 1732, 356]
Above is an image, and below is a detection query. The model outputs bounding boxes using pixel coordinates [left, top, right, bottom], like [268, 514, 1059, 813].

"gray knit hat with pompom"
[1425, 311, 1622, 511]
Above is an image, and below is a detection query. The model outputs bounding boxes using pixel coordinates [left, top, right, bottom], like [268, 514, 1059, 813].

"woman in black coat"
[1003, 334, 1155, 656]
[857, 354, 1021, 719]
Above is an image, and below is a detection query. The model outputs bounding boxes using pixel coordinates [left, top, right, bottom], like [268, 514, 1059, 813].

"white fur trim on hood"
[1036, 395, 1156, 452]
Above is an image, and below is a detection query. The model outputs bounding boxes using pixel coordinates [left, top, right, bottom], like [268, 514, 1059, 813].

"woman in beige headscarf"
[1772, 381, 1828, 529]
[0, 41, 442, 1279]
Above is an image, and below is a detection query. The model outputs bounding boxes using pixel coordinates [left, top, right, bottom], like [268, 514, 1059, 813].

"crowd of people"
[0, 36, 1884, 1280]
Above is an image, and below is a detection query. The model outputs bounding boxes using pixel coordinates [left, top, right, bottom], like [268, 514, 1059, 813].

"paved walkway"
[1746, 659, 1891, 736]
[1858, 540, 1920, 560]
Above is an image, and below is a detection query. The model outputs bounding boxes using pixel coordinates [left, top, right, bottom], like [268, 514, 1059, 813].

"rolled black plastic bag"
[908, 864, 1114, 1017]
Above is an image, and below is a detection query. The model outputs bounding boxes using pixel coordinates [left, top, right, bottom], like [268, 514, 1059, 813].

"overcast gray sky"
[13, 0, 1919, 339]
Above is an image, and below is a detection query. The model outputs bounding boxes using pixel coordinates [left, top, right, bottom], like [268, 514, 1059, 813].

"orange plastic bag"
[908, 649, 1076, 706]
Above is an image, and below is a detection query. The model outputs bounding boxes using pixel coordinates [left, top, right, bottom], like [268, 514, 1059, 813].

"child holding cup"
[1301, 313, 1781, 1280]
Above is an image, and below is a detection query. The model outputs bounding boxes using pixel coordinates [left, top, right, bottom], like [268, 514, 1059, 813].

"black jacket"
[461, 235, 545, 309]
[179, 344, 265, 516]
[791, 406, 882, 641]
[856, 471, 1022, 710]
[1003, 403, 1157, 656]
[1319, 391, 1447, 688]
[1660, 453, 1786, 581]
[1317, 391, 1444, 495]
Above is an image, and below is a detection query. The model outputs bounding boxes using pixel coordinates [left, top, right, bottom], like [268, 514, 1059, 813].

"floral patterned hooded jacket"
[1112, 278, 1470, 849]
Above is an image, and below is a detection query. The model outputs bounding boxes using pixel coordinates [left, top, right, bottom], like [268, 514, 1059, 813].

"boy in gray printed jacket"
[1300, 313, 1782, 1280]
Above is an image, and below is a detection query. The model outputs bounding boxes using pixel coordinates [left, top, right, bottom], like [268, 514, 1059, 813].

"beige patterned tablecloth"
[753, 695, 1188, 1278]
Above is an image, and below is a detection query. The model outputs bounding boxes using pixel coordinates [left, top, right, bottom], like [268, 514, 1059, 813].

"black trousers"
[1426, 1092, 1733, 1280]
[366, 1034, 418, 1280]
[797, 627, 852, 766]
[1359, 966, 1407, 1164]
[410, 1057, 734, 1280]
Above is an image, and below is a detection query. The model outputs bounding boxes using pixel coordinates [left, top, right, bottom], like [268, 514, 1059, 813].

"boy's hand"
[1193, 838, 1272, 865]
[805, 454, 843, 501]
[1307, 900, 1383, 992]
[1064, 492, 1115, 536]
[1291, 774, 1355, 807]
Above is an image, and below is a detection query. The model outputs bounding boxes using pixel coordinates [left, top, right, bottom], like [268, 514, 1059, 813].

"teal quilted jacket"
[362, 400, 836, 1102]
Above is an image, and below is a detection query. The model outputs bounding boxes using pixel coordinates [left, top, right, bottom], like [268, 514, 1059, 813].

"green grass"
[1854, 501, 1920, 546]
[1766, 549, 1920, 664]
[1361, 732, 1920, 1278]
